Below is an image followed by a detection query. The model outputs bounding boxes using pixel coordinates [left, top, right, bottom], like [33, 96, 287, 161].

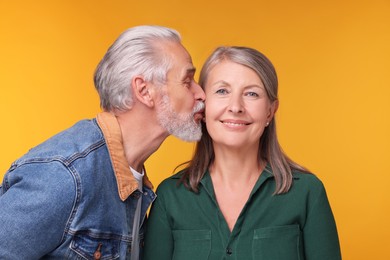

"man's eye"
[183, 79, 192, 88]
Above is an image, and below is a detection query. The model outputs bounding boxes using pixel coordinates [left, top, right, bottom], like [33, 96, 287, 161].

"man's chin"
[172, 128, 202, 142]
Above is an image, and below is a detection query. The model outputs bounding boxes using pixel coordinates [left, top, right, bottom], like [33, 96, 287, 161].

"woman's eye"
[246, 92, 259, 97]
[216, 89, 228, 94]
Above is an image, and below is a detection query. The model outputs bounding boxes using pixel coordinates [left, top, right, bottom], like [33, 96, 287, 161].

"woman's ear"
[267, 99, 279, 121]
[132, 76, 155, 108]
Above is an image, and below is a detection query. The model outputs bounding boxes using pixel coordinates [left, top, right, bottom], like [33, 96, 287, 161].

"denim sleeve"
[0, 161, 76, 259]
[303, 181, 342, 260]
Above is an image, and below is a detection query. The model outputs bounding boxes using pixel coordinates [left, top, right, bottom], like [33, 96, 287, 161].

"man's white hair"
[94, 25, 181, 111]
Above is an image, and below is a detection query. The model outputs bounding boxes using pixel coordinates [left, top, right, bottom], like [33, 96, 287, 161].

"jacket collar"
[96, 112, 153, 201]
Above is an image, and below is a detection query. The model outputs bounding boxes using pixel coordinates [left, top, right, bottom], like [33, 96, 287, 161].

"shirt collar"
[184, 164, 300, 197]
[96, 112, 153, 201]
[199, 164, 283, 196]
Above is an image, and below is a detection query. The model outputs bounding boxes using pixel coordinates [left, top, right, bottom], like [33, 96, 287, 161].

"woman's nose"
[228, 95, 244, 113]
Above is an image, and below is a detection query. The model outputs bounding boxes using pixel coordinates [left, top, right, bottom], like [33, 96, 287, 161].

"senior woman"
[144, 46, 341, 260]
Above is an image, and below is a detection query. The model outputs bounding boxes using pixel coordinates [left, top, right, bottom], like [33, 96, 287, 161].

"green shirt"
[144, 167, 341, 260]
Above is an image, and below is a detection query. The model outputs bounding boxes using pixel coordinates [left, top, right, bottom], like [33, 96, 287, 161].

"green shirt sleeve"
[303, 181, 342, 259]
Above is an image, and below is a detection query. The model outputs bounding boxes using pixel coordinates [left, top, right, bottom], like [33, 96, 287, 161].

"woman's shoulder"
[155, 170, 187, 193]
[291, 170, 327, 193]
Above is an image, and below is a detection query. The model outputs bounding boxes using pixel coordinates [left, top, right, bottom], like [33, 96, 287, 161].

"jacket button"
[93, 251, 101, 260]
[94, 243, 102, 260]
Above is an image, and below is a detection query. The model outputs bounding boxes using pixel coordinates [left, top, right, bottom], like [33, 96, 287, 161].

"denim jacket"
[0, 112, 156, 259]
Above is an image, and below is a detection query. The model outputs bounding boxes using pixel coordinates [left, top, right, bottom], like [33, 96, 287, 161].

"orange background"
[1, 1, 389, 259]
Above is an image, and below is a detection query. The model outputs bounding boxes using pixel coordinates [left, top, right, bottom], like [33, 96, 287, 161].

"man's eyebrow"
[181, 67, 196, 80]
[186, 67, 196, 75]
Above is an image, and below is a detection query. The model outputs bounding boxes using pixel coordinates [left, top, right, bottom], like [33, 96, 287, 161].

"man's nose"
[192, 81, 206, 101]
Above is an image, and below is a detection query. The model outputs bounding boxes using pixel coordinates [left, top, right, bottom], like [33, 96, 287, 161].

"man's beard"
[157, 94, 204, 142]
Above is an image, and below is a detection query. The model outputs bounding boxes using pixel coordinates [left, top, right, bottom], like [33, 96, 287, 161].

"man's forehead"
[177, 54, 196, 75]
[162, 41, 196, 76]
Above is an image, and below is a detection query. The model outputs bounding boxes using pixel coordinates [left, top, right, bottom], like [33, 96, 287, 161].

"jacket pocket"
[252, 224, 303, 260]
[172, 229, 211, 260]
[69, 232, 120, 260]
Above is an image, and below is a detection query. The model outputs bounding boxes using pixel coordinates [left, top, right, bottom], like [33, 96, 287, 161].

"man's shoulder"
[15, 118, 104, 164]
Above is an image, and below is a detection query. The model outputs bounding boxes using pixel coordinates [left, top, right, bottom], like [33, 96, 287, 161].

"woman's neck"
[210, 145, 265, 187]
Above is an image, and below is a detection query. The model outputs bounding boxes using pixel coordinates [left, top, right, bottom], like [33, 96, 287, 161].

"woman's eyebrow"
[211, 80, 230, 87]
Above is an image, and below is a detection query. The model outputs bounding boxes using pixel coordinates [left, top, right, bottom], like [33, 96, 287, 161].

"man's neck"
[115, 109, 168, 172]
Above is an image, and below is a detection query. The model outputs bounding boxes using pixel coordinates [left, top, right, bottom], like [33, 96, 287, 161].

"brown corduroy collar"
[96, 112, 153, 201]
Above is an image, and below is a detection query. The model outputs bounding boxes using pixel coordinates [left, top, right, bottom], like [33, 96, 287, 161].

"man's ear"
[132, 76, 155, 108]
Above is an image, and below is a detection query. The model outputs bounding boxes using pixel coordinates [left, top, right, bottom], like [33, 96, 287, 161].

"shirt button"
[226, 248, 232, 255]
